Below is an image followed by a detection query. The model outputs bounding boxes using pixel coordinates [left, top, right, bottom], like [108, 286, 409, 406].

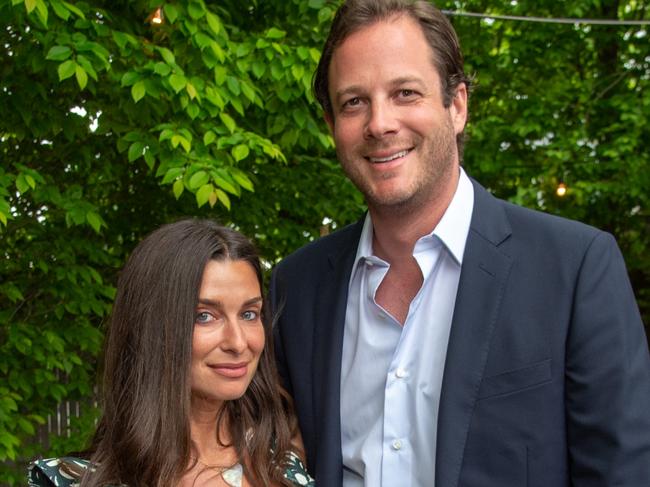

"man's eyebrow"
[334, 77, 426, 100]
[389, 76, 426, 88]
[333, 85, 365, 101]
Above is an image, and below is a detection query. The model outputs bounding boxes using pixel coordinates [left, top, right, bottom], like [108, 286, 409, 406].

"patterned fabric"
[28, 451, 314, 486]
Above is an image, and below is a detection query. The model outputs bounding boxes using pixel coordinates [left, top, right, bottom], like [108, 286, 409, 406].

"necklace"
[193, 458, 243, 487]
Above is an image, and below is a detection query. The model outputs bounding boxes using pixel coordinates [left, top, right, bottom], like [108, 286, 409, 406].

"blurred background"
[1, 0, 648, 483]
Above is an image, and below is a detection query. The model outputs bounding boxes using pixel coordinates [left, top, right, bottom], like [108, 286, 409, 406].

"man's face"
[326, 15, 467, 213]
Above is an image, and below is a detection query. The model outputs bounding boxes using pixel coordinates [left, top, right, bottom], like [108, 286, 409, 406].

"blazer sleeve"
[565, 231, 650, 485]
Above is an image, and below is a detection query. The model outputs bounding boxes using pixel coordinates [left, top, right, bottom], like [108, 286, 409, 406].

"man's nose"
[364, 100, 399, 139]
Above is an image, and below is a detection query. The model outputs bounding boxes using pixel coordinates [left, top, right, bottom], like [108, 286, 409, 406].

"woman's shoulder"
[28, 457, 91, 487]
[283, 450, 314, 486]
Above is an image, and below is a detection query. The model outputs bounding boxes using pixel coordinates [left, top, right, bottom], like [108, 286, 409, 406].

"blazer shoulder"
[499, 197, 605, 247]
[276, 220, 363, 273]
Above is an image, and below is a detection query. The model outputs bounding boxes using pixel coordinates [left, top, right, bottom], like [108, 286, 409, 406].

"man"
[270, 1, 650, 486]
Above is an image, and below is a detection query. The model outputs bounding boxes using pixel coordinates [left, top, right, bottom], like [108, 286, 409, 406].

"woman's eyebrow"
[196, 296, 262, 307]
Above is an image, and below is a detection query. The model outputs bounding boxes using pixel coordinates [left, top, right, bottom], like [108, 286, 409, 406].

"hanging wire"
[441, 10, 650, 26]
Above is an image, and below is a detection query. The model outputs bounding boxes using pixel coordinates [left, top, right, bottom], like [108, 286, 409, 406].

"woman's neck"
[189, 396, 234, 465]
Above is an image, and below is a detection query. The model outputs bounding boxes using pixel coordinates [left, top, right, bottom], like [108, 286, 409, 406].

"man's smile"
[365, 148, 413, 163]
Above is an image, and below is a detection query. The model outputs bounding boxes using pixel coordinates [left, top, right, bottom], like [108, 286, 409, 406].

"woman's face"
[190, 259, 265, 408]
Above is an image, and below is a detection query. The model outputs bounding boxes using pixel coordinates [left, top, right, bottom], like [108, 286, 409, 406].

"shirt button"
[392, 439, 402, 451]
[395, 368, 407, 378]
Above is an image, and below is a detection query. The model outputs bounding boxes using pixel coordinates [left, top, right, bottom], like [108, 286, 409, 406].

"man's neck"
[370, 170, 460, 263]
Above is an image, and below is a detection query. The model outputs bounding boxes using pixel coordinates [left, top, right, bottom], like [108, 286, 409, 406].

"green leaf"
[230, 97, 244, 116]
[75, 64, 88, 89]
[24, 174, 36, 190]
[158, 47, 175, 65]
[214, 66, 227, 85]
[86, 211, 102, 233]
[46, 45, 72, 61]
[76, 55, 97, 80]
[189, 170, 209, 190]
[186, 103, 199, 119]
[266, 27, 286, 39]
[309, 47, 321, 63]
[17, 417, 35, 435]
[216, 189, 231, 210]
[232, 171, 254, 192]
[143, 149, 155, 170]
[62, 1, 85, 19]
[231, 144, 250, 162]
[214, 175, 239, 195]
[131, 80, 146, 102]
[169, 73, 186, 93]
[121, 71, 140, 87]
[25, 0, 37, 13]
[128, 142, 144, 162]
[219, 112, 236, 134]
[203, 131, 216, 146]
[188, 1, 205, 19]
[163, 3, 178, 23]
[186, 82, 198, 99]
[173, 179, 184, 199]
[50, 0, 70, 20]
[57, 60, 76, 81]
[308, 0, 325, 8]
[154, 62, 171, 76]
[318, 6, 333, 23]
[196, 183, 213, 207]
[194, 32, 212, 50]
[171, 135, 191, 153]
[241, 81, 256, 103]
[208, 190, 217, 207]
[291, 64, 305, 82]
[226, 76, 240, 96]
[16, 174, 29, 194]
[210, 41, 225, 63]
[35, 0, 48, 25]
[206, 12, 222, 36]
[159, 128, 174, 141]
[251, 61, 266, 79]
[162, 167, 184, 184]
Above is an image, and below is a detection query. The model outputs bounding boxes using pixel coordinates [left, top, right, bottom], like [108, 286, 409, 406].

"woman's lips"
[208, 363, 248, 378]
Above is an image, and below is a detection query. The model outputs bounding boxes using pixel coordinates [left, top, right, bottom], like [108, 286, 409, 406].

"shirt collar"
[352, 167, 474, 269]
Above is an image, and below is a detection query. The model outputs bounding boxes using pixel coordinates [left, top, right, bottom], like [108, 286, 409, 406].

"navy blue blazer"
[270, 179, 650, 487]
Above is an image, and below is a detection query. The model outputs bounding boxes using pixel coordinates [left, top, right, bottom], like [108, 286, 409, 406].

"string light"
[556, 181, 568, 197]
[146, 6, 164, 25]
[442, 10, 650, 26]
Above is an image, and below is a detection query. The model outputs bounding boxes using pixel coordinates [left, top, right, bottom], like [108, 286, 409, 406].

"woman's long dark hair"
[79, 219, 297, 486]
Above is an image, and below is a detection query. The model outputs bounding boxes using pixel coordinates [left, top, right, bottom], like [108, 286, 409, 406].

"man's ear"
[450, 83, 468, 135]
[324, 111, 335, 134]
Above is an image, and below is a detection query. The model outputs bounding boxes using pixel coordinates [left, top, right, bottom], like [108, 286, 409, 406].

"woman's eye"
[241, 310, 259, 321]
[195, 312, 213, 324]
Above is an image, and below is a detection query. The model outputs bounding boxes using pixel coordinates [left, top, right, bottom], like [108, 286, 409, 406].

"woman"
[28, 219, 313, 486]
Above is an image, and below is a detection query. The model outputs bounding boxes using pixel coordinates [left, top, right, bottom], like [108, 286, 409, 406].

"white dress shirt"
[340, 168, 474, 486]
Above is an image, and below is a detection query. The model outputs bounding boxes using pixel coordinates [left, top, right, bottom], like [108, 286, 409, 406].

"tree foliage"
[1, 0, 648, 483]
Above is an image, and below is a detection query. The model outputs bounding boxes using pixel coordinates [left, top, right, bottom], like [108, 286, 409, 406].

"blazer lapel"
[435, 180, 514, 487]
[311, 220, 363, 484]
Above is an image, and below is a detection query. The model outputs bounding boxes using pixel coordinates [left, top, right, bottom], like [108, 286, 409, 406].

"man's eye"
[399, 89, 415, 97]
[343, 97, 361, 108]
[241, 310, 259, 321]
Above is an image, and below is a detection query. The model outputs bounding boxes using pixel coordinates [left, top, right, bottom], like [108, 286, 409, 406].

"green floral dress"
[28, 451, 314, 486]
